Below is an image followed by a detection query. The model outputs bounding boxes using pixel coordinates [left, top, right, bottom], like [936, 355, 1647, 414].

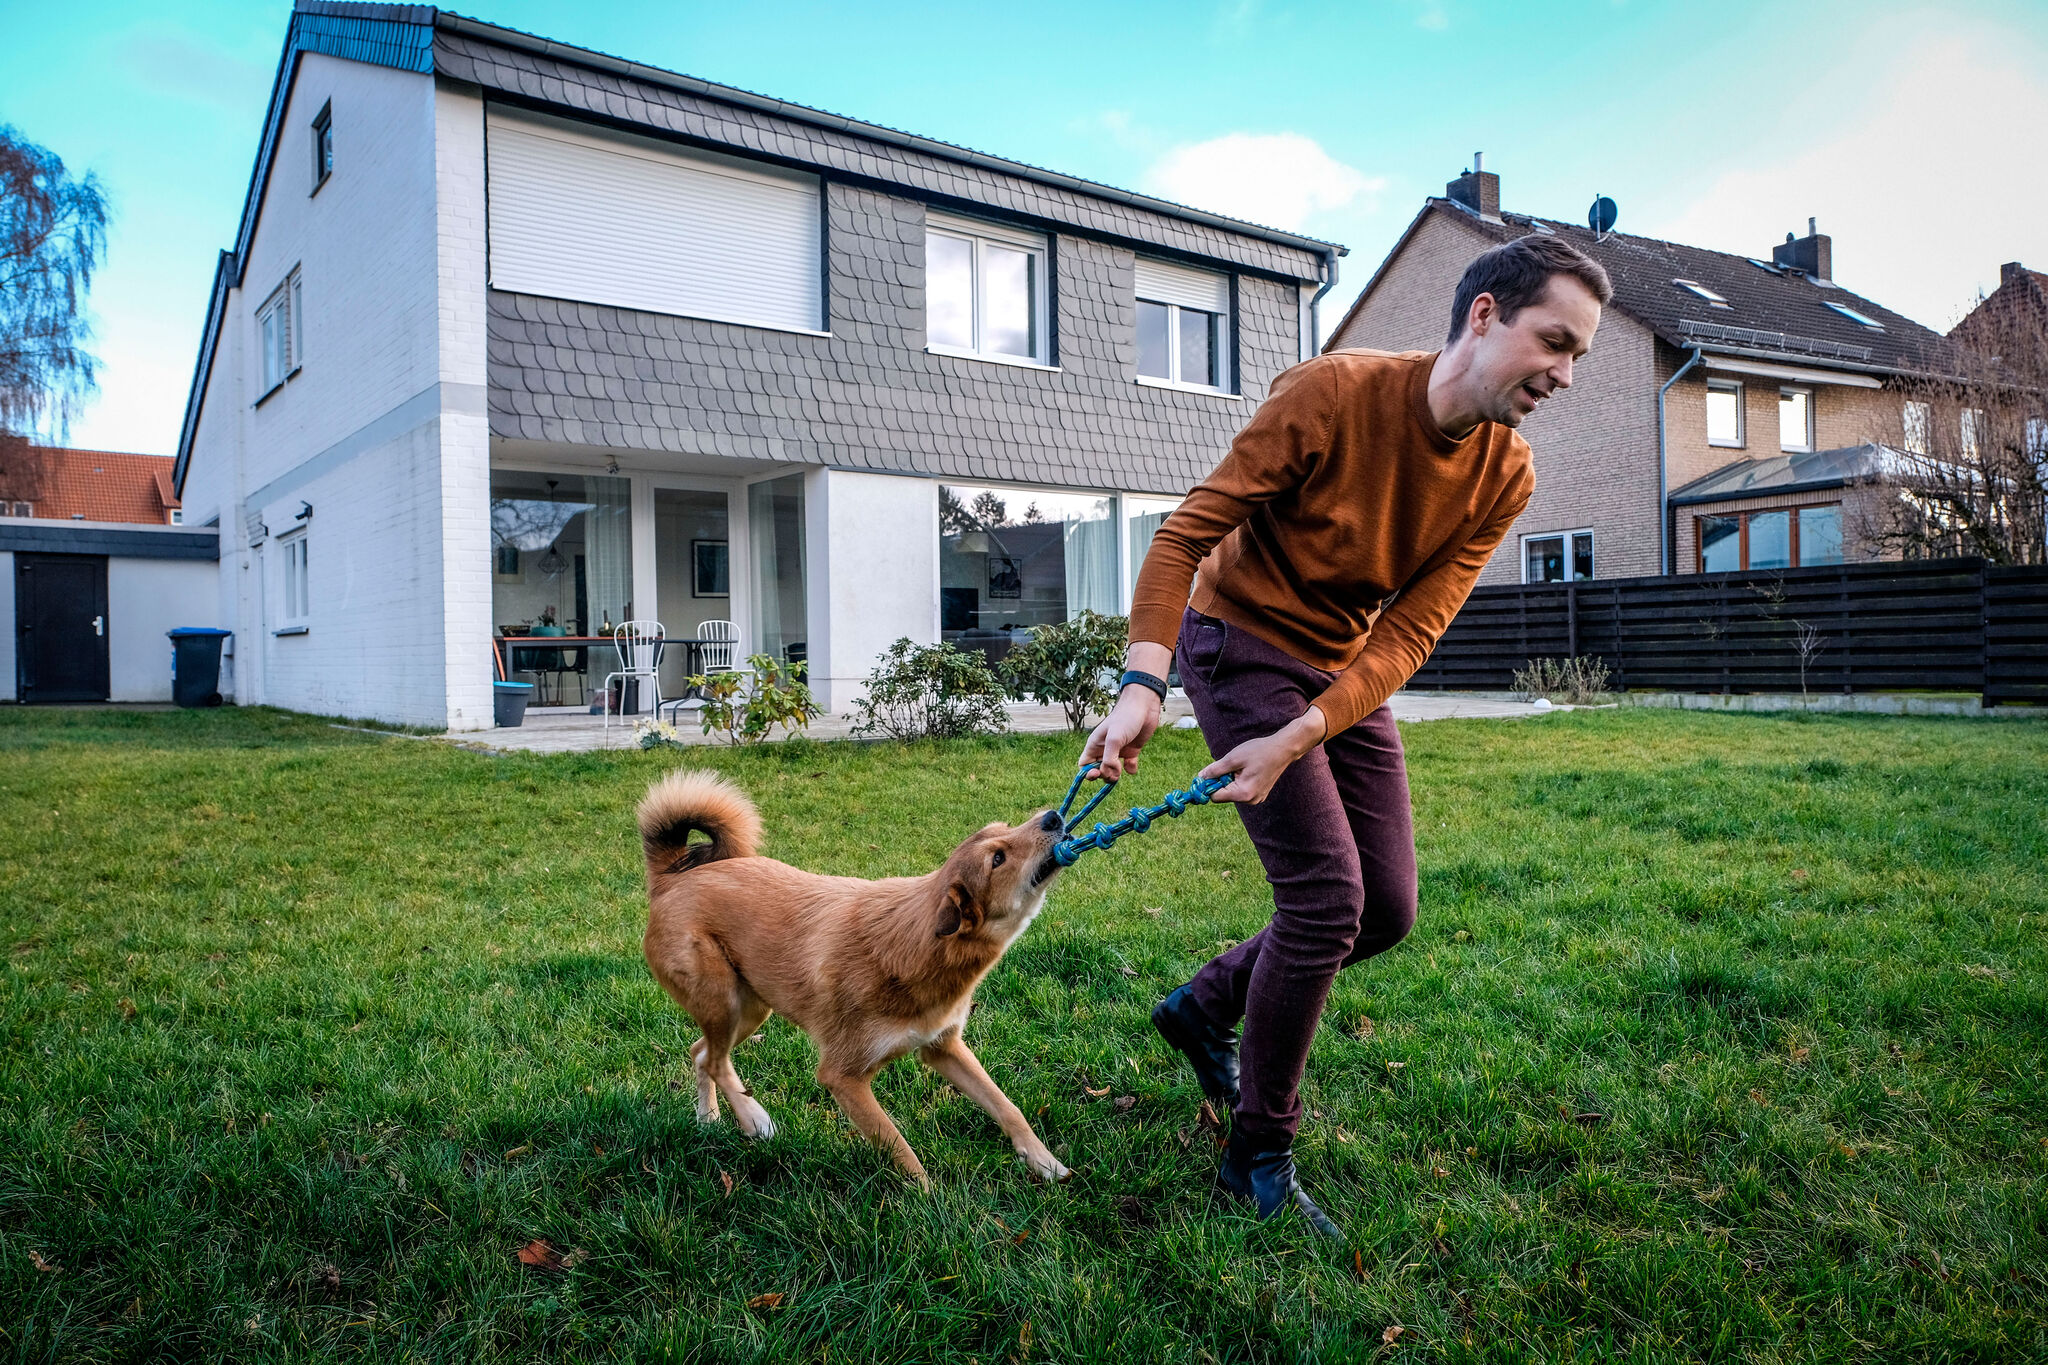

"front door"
[16, 553, 110, 703]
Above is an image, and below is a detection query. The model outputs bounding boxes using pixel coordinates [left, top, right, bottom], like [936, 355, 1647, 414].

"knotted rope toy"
[1048, 763, 1235, 868]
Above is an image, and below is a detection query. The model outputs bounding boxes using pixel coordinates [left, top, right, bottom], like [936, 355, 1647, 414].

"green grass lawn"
[2, 706, 2044, 1362]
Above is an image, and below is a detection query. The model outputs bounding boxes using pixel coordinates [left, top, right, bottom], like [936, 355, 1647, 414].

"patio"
[444, 691, 1565, 753]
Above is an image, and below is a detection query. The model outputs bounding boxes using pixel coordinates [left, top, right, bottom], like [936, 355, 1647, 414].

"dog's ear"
[935, 880, 985, 938]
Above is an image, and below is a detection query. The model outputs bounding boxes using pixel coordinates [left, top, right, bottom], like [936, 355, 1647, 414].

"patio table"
[493, 635, 715, 691]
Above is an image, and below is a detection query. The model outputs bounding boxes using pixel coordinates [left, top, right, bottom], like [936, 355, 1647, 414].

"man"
[1083, 235, 1611, 1237]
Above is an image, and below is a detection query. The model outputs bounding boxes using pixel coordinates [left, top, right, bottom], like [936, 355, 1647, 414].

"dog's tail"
[637, 769, 762, 877]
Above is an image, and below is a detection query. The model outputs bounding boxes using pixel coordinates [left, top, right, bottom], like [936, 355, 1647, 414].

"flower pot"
[494, 680, 535, 727]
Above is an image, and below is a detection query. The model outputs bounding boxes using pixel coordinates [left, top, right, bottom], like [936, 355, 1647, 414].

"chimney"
[1772, 217, 1832, 282]
[2002, 261, 2027, 289]
[1446, 152, 1501, 223]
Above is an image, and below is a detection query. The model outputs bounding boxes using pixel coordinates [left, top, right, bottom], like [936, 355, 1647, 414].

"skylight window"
[1824, 300, 1885, 331]
[1747, 258, 1784, 275]
[1673, 279, 1732, 309]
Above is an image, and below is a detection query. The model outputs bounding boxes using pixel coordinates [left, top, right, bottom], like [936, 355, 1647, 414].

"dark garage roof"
[1669, 444, 1890, 507]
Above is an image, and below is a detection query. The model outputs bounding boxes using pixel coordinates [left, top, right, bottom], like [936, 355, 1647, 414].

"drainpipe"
[1657, 346, 1704, 575]
[1307, 248, 1340, 356]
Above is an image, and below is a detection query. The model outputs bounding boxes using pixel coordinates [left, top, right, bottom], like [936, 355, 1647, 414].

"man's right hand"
[1081, 685, 1162, 782]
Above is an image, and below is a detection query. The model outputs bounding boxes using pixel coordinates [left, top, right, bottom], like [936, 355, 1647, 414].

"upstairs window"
[1135, 258, 1232, 392]
[2, 501, 32, 518]
[311, 101, 333, 193]
[1903, 400, 1931, 455]
[1707, 378, 1744, 447]
[1960, 408, 1985, 458]
[1779, 386, 1813, 452]
[257, 268, 303, 396]
[925, 212, 1049, 364]
[1674, 279, 1731, 309]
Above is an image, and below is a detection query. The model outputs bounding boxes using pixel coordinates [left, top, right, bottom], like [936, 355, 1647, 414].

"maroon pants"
[1177, 609, 1419, 1142]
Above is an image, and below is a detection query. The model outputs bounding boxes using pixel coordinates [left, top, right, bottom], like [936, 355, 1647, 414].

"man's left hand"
[1200, 706, 1328, 804]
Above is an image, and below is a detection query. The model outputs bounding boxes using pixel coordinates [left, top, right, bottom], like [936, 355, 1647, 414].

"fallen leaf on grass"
[746, 1292, 785, 1309]
[1573, 1111, 1604, 1126]
[504, 1144, 532, 1159]
[1382, 1324, 1405, 1345]
[1113, 1095, 1137, 1113]
[719, 1169, 734, 1197]
[314, 1262, 342, 1292]
[1385, 1061, 1406, 1072]
[1355, 1015, 1376, 1040]
[1884, 1085, 1904, 1097]
[1432, 1166, 1449, 1180]
[1748, 1089, 1770, 1107]
[1083, 1084, 1111, 1099]
[1018, 1319, 1033, 1352]
[1789, 1045, 1811, 1064]
[1354, 1249, 1369, 1281]
[1465, 1146, 1478, 1158]
[1964, 964, 1998, 979]
[29, 1250, 60, 1273]
[118, 998, 137, 1019]
[515, 1239, 563, 1271]
[747, 1032, 765, 1042]
[1117, 966, 1137, 977]
[1142, 906, 1164, 917]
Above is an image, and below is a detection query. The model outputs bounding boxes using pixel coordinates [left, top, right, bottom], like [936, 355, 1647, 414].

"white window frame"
[1706, 378, 1745, 448]
[279, 529, 310, 625]
[1520, 527, 1596, 584]
[1779, 386, 1814, 453]
[1824, 300, 1884, 331]
[1673, 279, 1732, 309]
[1903, 400, 1932, 455]
[256, 267, 303, 398]
[1135, 258, 1235, 396]
[1121, 493, 1184, 610]
[923, 211, 1052, 368]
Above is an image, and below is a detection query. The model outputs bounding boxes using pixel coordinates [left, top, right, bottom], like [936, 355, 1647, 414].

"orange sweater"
[1129, 349, 1534, 735]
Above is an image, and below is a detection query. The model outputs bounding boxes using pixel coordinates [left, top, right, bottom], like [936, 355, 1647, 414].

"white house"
[175, 2, 1343, 728]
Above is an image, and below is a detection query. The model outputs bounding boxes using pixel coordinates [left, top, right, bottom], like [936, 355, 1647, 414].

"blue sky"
[5, 0, 2045, 454]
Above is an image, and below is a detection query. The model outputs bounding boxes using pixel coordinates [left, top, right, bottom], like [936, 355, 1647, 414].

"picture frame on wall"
[987, 556, 1022, 599]
[692, 540, 730, 598]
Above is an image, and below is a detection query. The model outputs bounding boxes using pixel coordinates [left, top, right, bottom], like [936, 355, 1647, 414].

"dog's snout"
[1039, 809, 1062, 833]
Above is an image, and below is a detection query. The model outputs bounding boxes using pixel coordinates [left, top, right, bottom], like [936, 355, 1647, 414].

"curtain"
[749, 475, 806, 662]
[1063, 509, 1118, 618]
[584, 475, 633, 629]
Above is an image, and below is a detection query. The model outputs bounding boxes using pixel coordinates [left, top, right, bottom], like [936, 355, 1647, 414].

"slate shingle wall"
[487, 183, 1304, 495]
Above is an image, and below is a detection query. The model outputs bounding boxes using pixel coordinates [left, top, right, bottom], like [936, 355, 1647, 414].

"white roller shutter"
[1135, 257, 1230, 314]
[486, 108, 822, 333]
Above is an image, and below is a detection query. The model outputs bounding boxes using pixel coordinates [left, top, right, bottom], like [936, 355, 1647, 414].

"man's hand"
[1079, 641, 1174, 781]
[1200, 706, 1327, 804]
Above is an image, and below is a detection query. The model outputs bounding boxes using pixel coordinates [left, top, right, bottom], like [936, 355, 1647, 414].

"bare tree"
[1858, 286, 2048, 566]
[0, 125, 109, 448]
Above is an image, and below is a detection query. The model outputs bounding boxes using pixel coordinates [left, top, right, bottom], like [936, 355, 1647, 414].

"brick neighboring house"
[174, 1, 1343, 729]
[0, 448, 184, 524]
[1325, 163, 1968, 585]
[1952, 261, 2047, 352]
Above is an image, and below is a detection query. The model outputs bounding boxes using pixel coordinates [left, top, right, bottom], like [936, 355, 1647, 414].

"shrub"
[848, 638, 1010, 740]
[684, 654, 820, 745]
[1511, 655, 1611, 705]
[1000, 611, 1128, 732]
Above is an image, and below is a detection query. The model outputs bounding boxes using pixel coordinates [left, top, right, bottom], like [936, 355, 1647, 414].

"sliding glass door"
[748, 474, 807, 668]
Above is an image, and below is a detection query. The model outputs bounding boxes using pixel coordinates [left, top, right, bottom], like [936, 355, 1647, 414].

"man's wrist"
[1119, 669, 1169, 703]
[1282, 707, 1328, 756]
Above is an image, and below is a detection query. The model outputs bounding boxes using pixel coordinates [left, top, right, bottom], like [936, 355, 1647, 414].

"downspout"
[1308, 248, 1340, 356]
[1657, 346, 1704, 575]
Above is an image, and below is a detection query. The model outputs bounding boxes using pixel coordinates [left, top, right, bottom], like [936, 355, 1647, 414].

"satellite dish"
[1588, 195, 1618, 236]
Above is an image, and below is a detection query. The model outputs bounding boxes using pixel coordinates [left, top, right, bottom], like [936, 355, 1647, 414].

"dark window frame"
[1695, 500, 1843, 572]
[311, 101, 333, 194]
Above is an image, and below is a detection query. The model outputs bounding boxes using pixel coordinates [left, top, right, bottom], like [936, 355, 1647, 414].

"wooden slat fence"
[1409, 557, 2048, 705]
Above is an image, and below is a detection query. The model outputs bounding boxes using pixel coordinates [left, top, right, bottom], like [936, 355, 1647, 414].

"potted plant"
[533, 605, 564, 636]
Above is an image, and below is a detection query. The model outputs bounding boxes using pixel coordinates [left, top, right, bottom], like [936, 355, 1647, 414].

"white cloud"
[1141, 132, 1385, 232]
[1648, 21, 2048, 331]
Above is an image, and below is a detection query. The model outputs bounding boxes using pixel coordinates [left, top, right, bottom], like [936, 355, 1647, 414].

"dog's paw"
[734, 1104, 777, 1139]
[1020, 1149, 1072, 1184]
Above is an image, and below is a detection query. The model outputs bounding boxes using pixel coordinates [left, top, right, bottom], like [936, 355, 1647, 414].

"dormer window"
[1824, 300, 1884, 331]
[1674, 279, 1731, 309]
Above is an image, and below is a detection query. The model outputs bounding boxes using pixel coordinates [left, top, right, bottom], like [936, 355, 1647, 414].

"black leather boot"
[1151, 984, 1239, 1106]
[1217, 1127, 1344, 1240]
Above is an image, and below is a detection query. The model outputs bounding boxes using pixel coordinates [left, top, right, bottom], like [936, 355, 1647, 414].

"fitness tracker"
[1119, 669, 1169, 703]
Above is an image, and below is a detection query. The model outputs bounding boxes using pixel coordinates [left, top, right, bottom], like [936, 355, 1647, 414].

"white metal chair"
[601, 619, 664, 737]
[661, 619, 740, 724]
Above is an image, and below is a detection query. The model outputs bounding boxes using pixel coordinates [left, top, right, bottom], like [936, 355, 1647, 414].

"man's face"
[1462, 276, 1602, 428]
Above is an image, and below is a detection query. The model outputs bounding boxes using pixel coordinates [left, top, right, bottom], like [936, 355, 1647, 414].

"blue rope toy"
[1050, 763, 1235, 867]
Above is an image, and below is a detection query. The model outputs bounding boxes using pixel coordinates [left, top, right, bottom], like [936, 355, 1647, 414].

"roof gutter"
[1657, 345, 1704, 575]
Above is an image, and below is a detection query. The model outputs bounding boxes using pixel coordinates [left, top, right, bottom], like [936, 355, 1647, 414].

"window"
[256, 268, 302, 395]
[940, 484, 1115, 662]
[280, 532, 309, 623]
[1779, 386, 1812, 452]
[169, 509, 184, 525]
[2027, 417, 2047, 461]
[1696, 503, 1842, 571]
[1960, 408, 1985, 459]
[1674, 279, 1731, 309]
[311, 101, 333, 192]
[1903, 400, 1931, 455]
[1707, 379, 1745, 447]
[1136, 258, 1232, 391]
[925, 212, 1048, 364]
[1124, 494, 1183, 605]
[485, 109, 823, 334]
[1824, 300, 1884, 331]
[1523, 529, 1595, 583]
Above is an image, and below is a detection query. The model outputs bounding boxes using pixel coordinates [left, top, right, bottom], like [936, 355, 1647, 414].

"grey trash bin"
[167, 628, 231, 708]
[494, 680, 534, 727]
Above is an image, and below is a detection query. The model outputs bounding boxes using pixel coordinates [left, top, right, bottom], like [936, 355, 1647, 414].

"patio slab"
[442, 689, 1565, 753]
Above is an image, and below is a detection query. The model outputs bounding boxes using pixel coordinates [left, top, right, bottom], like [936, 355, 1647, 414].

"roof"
[1668, 444, 1888, 507]
[1332, 198, 1967, 381]
[10, 448, 182, 524]
[175, 2, 1345, 494]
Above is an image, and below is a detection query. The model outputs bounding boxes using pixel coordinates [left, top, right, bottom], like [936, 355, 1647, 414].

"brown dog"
[638, 769, 1072, 1186]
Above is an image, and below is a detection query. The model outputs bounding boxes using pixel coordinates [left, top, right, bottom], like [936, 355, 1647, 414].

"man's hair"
[1446, 235, 1612, 344]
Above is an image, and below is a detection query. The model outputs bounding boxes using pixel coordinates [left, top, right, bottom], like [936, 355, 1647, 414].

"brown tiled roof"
[1341, 200, 1968, 379]
[20, 448, 180, 524]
